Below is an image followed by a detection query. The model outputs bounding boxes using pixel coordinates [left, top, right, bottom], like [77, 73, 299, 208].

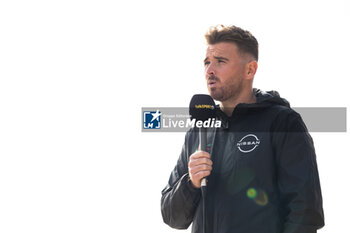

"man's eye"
[204, 61, 210, 66]
[218, 60, 225, 63]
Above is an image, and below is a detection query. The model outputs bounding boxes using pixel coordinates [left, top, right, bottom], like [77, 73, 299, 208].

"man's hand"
[188, 151, 213, 189]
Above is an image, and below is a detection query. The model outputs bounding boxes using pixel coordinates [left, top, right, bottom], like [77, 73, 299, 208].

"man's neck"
[220, 89, 256, 117]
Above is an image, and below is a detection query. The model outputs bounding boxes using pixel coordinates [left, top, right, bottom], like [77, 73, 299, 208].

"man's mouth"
[208, 80, 217, 88]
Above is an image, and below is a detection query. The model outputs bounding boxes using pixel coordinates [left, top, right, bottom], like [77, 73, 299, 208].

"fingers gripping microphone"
[189, 94, 216, 187]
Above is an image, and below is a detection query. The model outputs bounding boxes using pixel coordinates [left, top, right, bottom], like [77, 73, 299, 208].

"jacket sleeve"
[272, 111, 325, 233]
[161, 132, 201, 229]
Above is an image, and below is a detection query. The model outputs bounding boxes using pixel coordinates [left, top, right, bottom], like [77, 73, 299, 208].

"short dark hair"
[205, 25, 259, 61]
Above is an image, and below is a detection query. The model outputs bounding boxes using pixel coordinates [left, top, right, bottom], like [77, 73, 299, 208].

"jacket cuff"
[186, 174, 201, 191]
[182, 173, 201, 197]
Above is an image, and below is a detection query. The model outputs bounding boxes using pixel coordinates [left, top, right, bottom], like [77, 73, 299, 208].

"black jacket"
[161, 89, 324, 233]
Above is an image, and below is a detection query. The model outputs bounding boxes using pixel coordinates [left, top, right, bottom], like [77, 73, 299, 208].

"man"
[161, 25, 324, 233]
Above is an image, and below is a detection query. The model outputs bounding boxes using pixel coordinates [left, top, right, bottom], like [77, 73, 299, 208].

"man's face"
[204, 42, 246, 102]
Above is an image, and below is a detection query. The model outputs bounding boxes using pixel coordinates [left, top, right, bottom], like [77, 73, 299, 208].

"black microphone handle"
[199, 127, 207, 151]
[199, 127, 207, 187]
[199, 127, 208, 233]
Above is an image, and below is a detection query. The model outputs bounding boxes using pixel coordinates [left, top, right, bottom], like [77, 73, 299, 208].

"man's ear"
[246, 60, 258, 80]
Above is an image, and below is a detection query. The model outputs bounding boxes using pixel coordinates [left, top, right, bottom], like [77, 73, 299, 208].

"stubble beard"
[209, 80, 243, 103]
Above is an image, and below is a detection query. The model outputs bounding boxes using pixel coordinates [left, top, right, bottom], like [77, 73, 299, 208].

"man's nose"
[205, 63, 216, 77]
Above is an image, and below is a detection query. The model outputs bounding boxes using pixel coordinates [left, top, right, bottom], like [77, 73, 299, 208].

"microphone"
[189, 94, 216, 187]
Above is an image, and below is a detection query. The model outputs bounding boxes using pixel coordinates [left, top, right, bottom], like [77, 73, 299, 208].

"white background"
[0, 0, 349, 232]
